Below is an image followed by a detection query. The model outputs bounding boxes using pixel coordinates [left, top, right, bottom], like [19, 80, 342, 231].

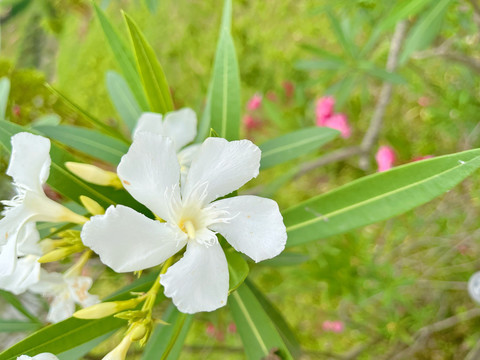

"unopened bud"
[103, 334, 132, 360]
[38, 245, 83, 263]
[74, 298, 143, 319]
[80, 195, 105, 216]
[65, 162, 122, 188]
[129, 322, 148, 342]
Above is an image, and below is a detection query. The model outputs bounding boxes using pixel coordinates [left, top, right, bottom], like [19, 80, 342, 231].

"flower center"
[179, 218, 197, 239]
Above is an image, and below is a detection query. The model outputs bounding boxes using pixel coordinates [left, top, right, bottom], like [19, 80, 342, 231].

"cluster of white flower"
[1, 108, 287, 358]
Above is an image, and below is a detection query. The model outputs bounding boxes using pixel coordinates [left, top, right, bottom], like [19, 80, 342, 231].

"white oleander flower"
[81, 134, 287, 313]
[134, 108, 200, 184]
[0, 255, 40, 295]
[468, 271, 480, 303]
[31, 270, 99, 323]
[0, 132, 87, 276]
[17, 354, 59, 360]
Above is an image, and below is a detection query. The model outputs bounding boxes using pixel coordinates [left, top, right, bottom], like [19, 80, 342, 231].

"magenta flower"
[376, 146, 396, 172]
[247, 93, 262, 111]
[324, 113, 351, 139]
[322, 320, 344, 333]
[315, 96, 335, 126]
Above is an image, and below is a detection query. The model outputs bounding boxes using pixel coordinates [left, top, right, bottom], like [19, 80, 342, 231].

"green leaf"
[31, 114, 61, 127]
[400, 0, 453, 64]
[57, 332, 113, 360]
[46, 84, 129, 143]
[195, 84, 212, 143]
[0, 291, 40, 323]
[143, 0, 160, 13]
[283, 149, 480, 247]
[0, 275, 158, 359]
[142, 304, 193, 360]
[0, 120, 143, 212]
[0, 77, 10, 120]
[210, 28, 241, 141]
[93, 3, 149, 110]
[123, 13, 174, 114]
[106, 71, 143, 133]
[261, 252, 310, 267]
[0, 320, 41, 333]
[225, 249, 249, 294]
[246, 280, 301, 358]
[326, 9, 357, 59]
[260, 127, 339, 170]
[229, 283, 293, 360]
[33, 124, 129, 166]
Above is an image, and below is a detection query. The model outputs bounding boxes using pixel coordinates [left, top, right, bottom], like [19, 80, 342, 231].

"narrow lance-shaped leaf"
[123, 12, 174, 114]
[93, 3, 149, 110]
[0, 273, 159, 360]
[46, 84, 129, 143]
[260, 127, 339, 170]
[106, 71, 143, 133]
[142, 304, 193, 360]
[33, 124, 129, 166]
[229, 283, 294, 360]
[283, 149, 480, 247]
[210, 28, 241, 140]
[246, 279, 302, 358]
[0, 77, 10, 120]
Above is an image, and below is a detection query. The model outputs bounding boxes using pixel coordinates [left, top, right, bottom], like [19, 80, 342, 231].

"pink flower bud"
[247, 93, 262, 111]
[315, 96, 335, 126]
[322, 320, 344, 333]
[323, 113, 351, 139]
[417, 96, 431, 107]
[243, 115, 261, 130]
[227, 322, 237, 333]
[206, 323, 216, 337]
[375, 146, 396, 172]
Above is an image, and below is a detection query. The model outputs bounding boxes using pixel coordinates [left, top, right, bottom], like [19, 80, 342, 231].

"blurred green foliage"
[1, 0, 480, 358]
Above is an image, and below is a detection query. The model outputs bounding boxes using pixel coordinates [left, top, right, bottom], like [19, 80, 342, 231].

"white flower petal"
[7, 133, 51, 192]
[178, 144, 201, 187]
[183, 138, 261, 205]
[468, 271, 480, 303]
[29, 270, 64, 295]
[0, 234, 19, 276]
[47, 291, 75, 323]
[81, 205, 187, 273]
[17, 222, 41, 257]
[133, 112, 163, 138]
[160, 241, 229, 313]
[163, 108, 197, 151]
[66, 276, 99, 308]
[117, 133, 181, 219]
[210, 195, 287, 262]
[17, 354, 59, 360]
[0, 255, 40, 295]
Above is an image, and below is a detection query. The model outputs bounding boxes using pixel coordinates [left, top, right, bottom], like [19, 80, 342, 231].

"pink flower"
[242, 115, 261, 130]
[247, 93, 262, 111]
[324, 113, 351, 138]
[206, 323, 216, 337]
[228, 322, 237, 333]
[283, 81, 295, 98]
[315, 96, 335, 126]
[376, 146, 396, 172]
[322, 320, 344, 333]
[418, 96, 431, 107]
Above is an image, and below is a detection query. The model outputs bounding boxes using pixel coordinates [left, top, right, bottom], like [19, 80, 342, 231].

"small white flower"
[82, 134, 287, 313]
[17, 354, 58, 360]
[0, 255, 40, 295]
[0, 133, 87, 276]
[30, 270, 99, 323]
[134, 108, 200, 185]
[468, 271, 480, 303]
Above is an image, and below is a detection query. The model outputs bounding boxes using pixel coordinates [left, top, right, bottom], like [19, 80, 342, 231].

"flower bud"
[129, 322, 148, 342]
[102, 335, 132, 360]
[74, 298, 143, 319]
[38, 246, 83, 263]
[65, 162, 122, 188]
[80, 196, 105, 216]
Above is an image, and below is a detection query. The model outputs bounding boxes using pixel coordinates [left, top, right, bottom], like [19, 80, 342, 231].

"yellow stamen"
[184, 220, 196, 239]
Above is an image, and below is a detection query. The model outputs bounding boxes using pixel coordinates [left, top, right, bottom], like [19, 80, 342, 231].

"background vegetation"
[1, 0, 480, 358]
